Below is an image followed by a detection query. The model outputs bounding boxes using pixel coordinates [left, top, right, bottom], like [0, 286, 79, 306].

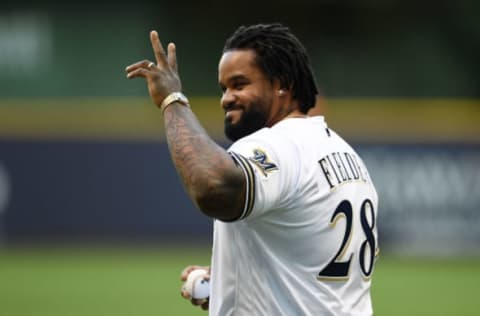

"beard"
[224, 99, 269, 142]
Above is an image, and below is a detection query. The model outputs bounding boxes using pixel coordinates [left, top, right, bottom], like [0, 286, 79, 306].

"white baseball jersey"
[209, 116, 379, 316]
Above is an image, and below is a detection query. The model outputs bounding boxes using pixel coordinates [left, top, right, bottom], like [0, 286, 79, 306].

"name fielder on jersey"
[319, 152, 369, 189]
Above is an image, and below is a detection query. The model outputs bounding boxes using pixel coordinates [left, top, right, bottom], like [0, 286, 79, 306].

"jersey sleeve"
[227, 131, 299, 221]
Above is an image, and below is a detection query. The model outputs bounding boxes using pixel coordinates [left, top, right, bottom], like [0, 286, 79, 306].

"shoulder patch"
[248, 148, 279, 176]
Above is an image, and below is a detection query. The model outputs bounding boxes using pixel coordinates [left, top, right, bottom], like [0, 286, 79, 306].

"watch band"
[160, 92, 190, 113]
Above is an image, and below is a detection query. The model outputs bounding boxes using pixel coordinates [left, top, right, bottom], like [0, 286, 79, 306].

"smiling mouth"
[225, 108, 243, 119]
[225, 106, 243, 115]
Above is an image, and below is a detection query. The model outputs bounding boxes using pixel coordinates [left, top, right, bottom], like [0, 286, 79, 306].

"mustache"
[223, 103, 244, 112]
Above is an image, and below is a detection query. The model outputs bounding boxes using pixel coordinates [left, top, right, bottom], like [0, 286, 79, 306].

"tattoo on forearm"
[163, 105, 241, 204]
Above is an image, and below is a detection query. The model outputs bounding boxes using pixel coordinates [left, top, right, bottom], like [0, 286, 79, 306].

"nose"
[221, 89, 236, 110]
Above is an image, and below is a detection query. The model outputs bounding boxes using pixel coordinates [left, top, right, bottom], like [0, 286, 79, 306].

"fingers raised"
[126, 67, 152, 79]
[168, 43, 178, 73]
[150, 30, 167, 67]
[125, 60, 156, 73]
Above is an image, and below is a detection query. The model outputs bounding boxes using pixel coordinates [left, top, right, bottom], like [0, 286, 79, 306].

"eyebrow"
[222, 74, 249, 85]
[229, 74, 248, 81]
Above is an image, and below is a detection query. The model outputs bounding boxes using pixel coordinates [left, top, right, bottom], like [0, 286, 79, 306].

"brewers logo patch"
[248, 149, 278, 176]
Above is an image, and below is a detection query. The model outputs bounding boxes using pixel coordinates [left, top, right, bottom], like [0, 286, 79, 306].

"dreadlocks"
[223, 23, 319, 113]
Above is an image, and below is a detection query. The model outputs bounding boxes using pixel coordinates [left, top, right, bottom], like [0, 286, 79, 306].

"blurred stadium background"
[0, 0, 479, 315]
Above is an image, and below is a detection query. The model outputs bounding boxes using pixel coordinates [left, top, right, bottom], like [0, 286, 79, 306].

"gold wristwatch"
[160, 92, 190, 113]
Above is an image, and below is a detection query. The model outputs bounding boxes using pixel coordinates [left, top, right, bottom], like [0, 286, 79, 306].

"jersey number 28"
[318, 199, 378, 281]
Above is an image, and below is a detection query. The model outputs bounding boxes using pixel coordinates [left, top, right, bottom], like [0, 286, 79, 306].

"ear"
[272, 79, 284, 96]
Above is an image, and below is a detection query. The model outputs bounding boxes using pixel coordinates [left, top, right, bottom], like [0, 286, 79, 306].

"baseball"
[182, 269, 210, 299]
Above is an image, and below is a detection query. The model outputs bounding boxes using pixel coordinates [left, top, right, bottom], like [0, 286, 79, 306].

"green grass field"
[0, 246, 479, 315]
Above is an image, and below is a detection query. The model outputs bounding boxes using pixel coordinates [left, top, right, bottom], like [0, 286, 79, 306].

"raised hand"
[125, 31, 182, 107]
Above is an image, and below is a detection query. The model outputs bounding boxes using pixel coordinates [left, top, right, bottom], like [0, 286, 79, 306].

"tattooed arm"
[126, 31, 246, 221]
[163, 103, 246, 220]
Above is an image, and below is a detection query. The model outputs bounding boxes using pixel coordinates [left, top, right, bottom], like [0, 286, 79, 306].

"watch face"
[161, 92, 190, 111]
[176, 93, 189, 105]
